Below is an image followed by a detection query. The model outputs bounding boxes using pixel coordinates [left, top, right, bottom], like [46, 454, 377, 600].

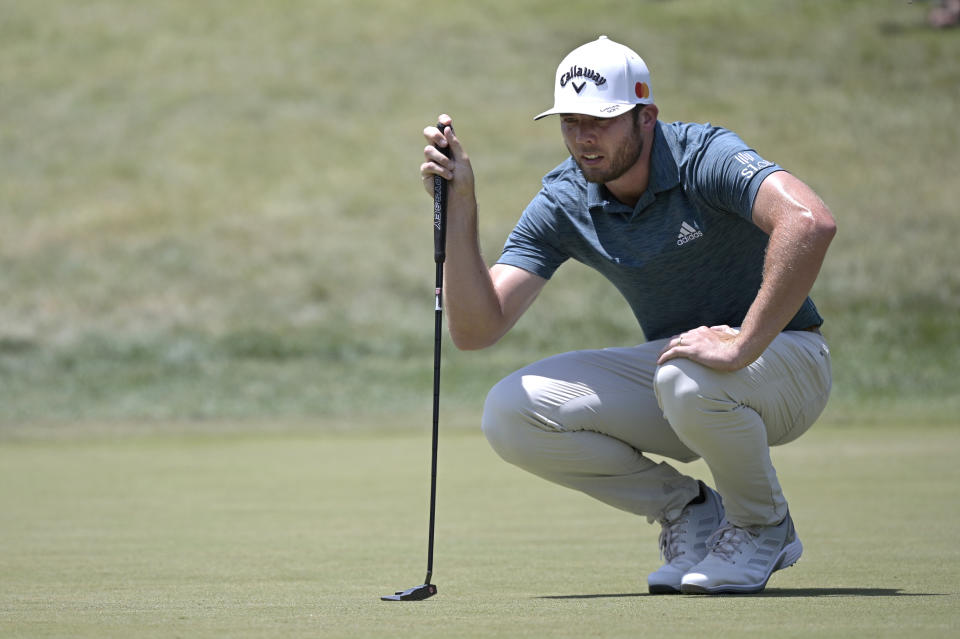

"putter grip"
[433, 123, 452, 264]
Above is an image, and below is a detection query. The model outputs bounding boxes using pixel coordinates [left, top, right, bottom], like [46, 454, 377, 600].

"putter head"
[381, 583, 437, 601]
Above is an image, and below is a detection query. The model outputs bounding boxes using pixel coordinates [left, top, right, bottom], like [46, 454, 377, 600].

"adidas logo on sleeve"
[677, 221, 704, 246]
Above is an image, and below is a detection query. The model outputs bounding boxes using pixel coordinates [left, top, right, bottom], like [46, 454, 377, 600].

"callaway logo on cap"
[535, 35, 654, 120]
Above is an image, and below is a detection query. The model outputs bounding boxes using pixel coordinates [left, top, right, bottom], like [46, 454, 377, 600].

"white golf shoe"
[647, 482, 724, 594]
[680, 512, 803, 594]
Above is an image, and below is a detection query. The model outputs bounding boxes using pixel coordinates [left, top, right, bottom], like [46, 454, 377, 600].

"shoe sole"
[680, 538, 803, 595]
[648, 584, 682, 595]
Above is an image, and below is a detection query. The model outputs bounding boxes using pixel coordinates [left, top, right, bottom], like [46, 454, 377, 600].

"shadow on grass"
[539, 588, 945, 599]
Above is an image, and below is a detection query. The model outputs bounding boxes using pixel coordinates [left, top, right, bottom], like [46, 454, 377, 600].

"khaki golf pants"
[481, 330, 832, 527]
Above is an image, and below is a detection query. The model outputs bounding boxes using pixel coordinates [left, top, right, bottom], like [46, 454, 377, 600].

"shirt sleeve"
[687, 127, 783, 222]
[496, 186, 569, 280]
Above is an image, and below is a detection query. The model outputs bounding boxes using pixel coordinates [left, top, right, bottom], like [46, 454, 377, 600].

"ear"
[640, 104, 659, 130]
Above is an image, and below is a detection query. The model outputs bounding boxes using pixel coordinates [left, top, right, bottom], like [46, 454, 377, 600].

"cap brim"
[534, 102, 637, 121]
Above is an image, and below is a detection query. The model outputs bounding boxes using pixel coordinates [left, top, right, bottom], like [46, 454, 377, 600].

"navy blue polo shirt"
[497, 120, 823, 341]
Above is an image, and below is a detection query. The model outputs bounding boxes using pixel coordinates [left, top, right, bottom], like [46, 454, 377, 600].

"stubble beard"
[568, 122, 645, 185]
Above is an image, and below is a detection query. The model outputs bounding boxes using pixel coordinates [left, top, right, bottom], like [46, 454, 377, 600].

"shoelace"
[704, 523, 759, 561]
[658, 517, 687, 562]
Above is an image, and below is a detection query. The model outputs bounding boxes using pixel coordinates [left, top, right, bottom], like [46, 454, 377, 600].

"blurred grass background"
[1, 0, 958, 431]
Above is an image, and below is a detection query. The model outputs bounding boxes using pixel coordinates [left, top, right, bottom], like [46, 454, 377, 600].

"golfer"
[420, 36, 835, 595]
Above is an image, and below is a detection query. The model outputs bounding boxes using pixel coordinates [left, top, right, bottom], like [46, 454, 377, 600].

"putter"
[381, 125, 450, 602]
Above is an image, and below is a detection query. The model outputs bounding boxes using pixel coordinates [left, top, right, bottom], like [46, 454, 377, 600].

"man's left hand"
[657, 325, 751, 372]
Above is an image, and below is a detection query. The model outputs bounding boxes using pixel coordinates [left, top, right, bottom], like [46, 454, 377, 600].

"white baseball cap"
[534, 35, 654, 121]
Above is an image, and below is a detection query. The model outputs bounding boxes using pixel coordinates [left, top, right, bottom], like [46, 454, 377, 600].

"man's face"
[560, 110, 644, 184]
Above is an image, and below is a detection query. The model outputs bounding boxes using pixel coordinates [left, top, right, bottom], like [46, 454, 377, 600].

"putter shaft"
[382, 130, 448, 602]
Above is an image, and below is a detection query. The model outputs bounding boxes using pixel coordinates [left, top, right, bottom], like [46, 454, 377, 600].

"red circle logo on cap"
[635, 82, 649, 99]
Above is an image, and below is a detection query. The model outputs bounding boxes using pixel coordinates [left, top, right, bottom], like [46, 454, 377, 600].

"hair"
[630, 104, 646, 126]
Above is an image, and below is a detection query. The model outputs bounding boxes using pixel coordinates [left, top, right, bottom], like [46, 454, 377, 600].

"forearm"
[422, 115, 544, 350]
[736, 211, 836, 364]
[442, 193, 510, 350]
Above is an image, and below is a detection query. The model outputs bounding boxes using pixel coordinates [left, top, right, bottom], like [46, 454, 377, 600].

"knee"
[653, 362, 699, 420]
[481, 373, 533, 466]
[654, 361, 733, 433]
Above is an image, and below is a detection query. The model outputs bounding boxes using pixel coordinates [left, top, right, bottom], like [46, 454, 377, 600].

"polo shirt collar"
[586, 120, 680, 218]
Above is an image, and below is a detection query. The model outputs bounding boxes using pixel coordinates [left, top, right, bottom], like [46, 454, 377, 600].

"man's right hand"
[421, 114, 475, 200]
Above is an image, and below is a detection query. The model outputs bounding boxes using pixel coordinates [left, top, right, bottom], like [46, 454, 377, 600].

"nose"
[571, 120, 597, 145]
